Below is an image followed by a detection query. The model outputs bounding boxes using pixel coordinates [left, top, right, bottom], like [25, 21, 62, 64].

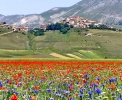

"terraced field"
[49, 50, 102, 59]
[78, 50, 102, 59]
[50, 53, 71, 59]
[0, 28, 122, 59]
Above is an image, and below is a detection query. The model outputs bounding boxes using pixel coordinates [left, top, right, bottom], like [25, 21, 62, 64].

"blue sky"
[0, 0, 81, 15]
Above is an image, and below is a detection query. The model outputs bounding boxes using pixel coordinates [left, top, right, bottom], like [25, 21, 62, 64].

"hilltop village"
[41, 16, 102, 30]
[0, 16, 103, 33]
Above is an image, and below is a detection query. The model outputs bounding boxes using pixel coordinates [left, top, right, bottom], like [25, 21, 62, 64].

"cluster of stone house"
[40, 16, 102, 30]
[59, 16, 102, 28]
[12, 26, 29, 33]
[40, 24, 47, 30]
[0, 22, 29, 33]
[0, 16, 102, 32]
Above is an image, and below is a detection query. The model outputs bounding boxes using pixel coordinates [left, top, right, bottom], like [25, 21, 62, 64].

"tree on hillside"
[28, 28, 44, 36]
[3, 22, 6, 24]
[54, 23, 62, 30]
[64, 23, 69, 28]
[99, 25, 108, 29]
[60, 28, 68, 34]
[46, 23, 62, 30]
[70, 25, 74, 28]
[46, 23, 70, 34]
[34, 29, 44, 36]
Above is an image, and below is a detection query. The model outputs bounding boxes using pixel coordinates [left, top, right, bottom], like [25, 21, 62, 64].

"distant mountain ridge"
[0, 0, 122, 27]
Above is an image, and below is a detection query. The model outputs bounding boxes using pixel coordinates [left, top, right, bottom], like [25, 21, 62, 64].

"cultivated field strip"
[50, 53, 72, 59]
[79, 50, 102, 59]
[66, 54, 82, 59]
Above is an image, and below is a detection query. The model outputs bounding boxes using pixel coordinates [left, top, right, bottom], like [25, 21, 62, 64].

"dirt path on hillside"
[0, 49, 28, 51]
[0, 31, 13, 36]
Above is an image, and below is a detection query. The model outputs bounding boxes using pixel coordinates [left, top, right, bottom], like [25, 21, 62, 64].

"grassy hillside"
[0, 32, 28, 50]
[0, 26, 12, 34]
[34, 29, 122, 59]
[0, 27, 122, 59]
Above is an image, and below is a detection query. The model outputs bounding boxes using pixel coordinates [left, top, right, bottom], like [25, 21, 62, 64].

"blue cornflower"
[76, 82, 79, 84]
[89, 86, 92, 88]
[42, 97, 45, 100]
[91, 83, 98, 87]
[95, 88, 102, 95]
[88, 90, 93, 99]
[50, 97, 54, 100]
[26, 98, 31, 100]
[83, 74, 89, 79]
[14, 91, 19, 95]
[83, 82, 90, 87]
[120, 86, 122, 89]
[0, 82, 3, 87]
[40, 80, 44, 83]
[46, 88, 52, 93]
[96, 77, 100, 81]
[68, 83, 72, 88]
[19, 82, 22, 85]
[5, 79, 9, 83]
[70, 98, 74, 100]
[28, 88, 31, 91]
[61, 90, 66, 94]
[56, 88, 61, 93]
[22, 94, 25, 97]
[65, 90, 70, 94]
[55, 93, 61, 97]
[80, 88, 84, 94]
[62, 90, 70, 94]
[62, 83, 67, 86]
[79, 94, 83, 99]
[31, 75, 34, 79]
[35, 81, 38, 85]
[33, 90, 39, 94]
[61, 95, 64, 98]
[118, 98, 122, 100]
[109, 78, 117, 83]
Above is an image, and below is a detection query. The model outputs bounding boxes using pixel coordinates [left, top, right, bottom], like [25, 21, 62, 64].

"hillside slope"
[0, 26, 122, 59]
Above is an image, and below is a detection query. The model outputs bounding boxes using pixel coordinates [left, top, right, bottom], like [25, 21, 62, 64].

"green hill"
[0, 26, 12, 34]
[0, 27, 122, 59]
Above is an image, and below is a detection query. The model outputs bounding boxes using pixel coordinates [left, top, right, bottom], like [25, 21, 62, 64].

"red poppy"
[1, 87, 8, 92]
[31, 96, 36, 100]
[107, 84, 116, 90]
[10, 94, 18, 100]
[8, 80, 12, 85]
[70, 85, 74, 90]
[34, 85, 40, 90]
[120, 76, 122, 81]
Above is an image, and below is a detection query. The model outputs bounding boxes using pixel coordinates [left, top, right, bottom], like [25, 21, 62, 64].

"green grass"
[0, 26, 13, 34]
[79, 50, 102, 59]
[0, 49, 56, 58]
[0, 32, 28, 50]
[73, 52, 88, 59]
[36, 29, 122, 59]
[0, 28, 122, 59]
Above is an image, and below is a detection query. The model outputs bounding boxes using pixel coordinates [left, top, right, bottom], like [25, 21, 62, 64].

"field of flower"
[0, 60, 122, 100]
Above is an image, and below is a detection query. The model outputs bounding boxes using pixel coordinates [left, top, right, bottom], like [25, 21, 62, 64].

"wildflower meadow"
[0, 60, 122, 100]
